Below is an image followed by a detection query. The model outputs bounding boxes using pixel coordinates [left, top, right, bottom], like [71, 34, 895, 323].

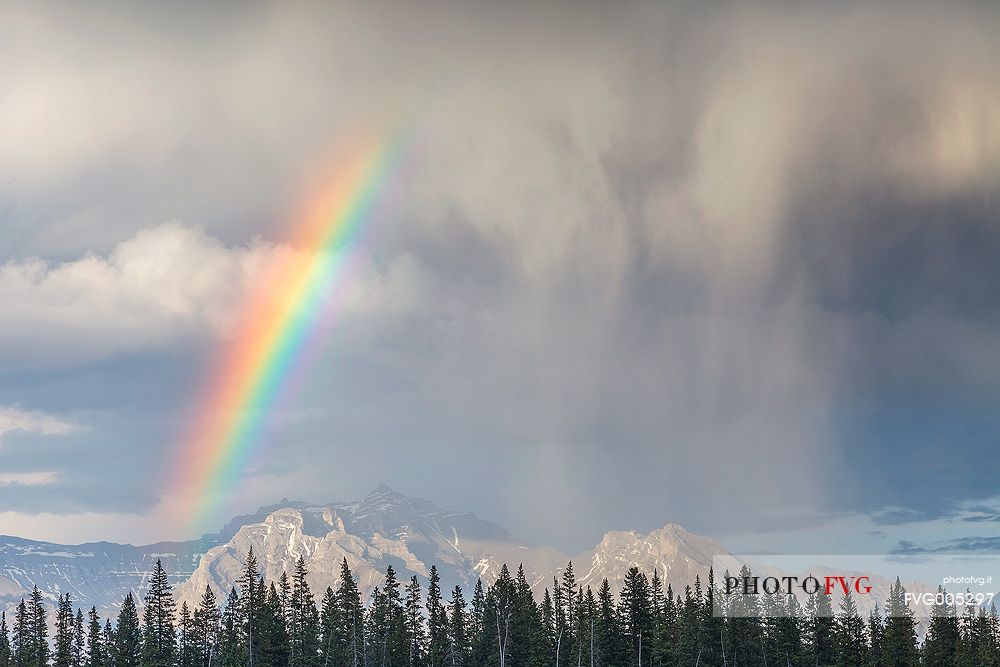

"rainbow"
[171, 132, 406, 532]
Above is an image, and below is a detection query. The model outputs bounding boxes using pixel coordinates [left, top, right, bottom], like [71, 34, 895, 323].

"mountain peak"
[0, 489, 726, 620]
[352, 485, 426, 531]
[369, 483, 404, 497]
[359, 484, 413, 509]
[657, 522, 690, 536]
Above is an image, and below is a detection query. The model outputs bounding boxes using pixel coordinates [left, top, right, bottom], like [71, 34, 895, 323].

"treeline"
[0, 553, 997, 667]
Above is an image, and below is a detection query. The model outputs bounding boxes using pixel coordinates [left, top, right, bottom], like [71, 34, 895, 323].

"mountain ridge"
[0, 485, 719, 618]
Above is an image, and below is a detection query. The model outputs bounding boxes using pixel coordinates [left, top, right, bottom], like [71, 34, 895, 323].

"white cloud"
[0, 222, 425, 370]
[0, 472, 59, 487]
[0, 225, 277, 367]
[0, 406, 76, 442]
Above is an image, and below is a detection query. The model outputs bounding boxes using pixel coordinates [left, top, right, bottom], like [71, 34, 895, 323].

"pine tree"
[954, 601, 974, 667]
[319, 587, 339, 667]
[469, 580, 487, 667]
[619, 567, 652, 667]
[882, 578, 918, 667]
[142, 559, 177, 667]
[648, 571, 671, 667]
[260, 582, 290, 667]
[759, 583, 784, 667]
[770, 594, 804, 667]
[336, 559, 365, 667]
[86, 608, 104, 667]
[553, 580, 566, 667]
[574, 585, 586, 667]
[220, 588, 243, 667]
[73, 608, 85, 667]
[561, 563, 578, 667]
[661, 585, 678, 667]
[595, 579, 623, 667]
[101, 621, 114, 667]
[723, 566, 765, 667]
[924, 585, 959, 667]
[835, 589, 866, 667]
[10, 563, 956, 667]
[369, 565, 407, 667]
[427, 567, 448, 667]
[178, 602, 197, 667]
[447, 586, 469, 667]
[12, 599, 29, 667]
[27, 586, 48, 667]
[979, 604, 1000, 666]
[578, 586, 597, 667]
[237, 549, 263, 667]
[114, 593, 142, 667]
[540, 589, 556, 667]
[867, 605, 885, 667]
[484, 565, 515, 667]
[954, 598, 993, 667]
[676, 584, 703, 667]
[54, 593, 75, 667]
[700, 569, 724, 667]
[512, 564, 544, 667]
[289, 556, 321, 667]
[405, 576, 427, 667]
[279, 573, 293, 630]
[193, 585, 221, 667]
[805, 589, 835, 667]
[0, 612, 11, 667]
[369, 587, 388, 667]
[984, 604, 1000, 666]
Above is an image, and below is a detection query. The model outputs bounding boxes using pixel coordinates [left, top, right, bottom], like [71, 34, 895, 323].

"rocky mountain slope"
[173, 487, 736, 611]
[2, 485, 730, 617]
[174, 485, 568, 609]
[0, 535, 214, 616]
[1, 486, 945, 636]
[574, 523, 728, 594]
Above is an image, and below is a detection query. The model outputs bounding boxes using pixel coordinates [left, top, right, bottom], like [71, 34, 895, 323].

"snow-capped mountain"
[174, 484, 568, 609]
[0, 485, 729, 617]
[573, 523, 728, 594]
[177, 488, 738, 610]
[0, 536, 215, 616]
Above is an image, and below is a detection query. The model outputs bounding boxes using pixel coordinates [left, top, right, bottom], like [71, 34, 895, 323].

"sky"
[0, 1, 998, 555]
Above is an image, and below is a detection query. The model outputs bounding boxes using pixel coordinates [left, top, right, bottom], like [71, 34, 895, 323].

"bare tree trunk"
[495, 603, 511, 667]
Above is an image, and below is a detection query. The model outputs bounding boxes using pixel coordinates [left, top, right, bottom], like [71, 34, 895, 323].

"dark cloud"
[873, 508, 955, 527]
[892, 537, 1000, 555]
[0, 1, 998, 550]
[960, 504, 1000, 523]
[963, 515, 1000, 524]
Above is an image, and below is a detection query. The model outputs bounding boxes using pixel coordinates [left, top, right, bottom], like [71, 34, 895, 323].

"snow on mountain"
[0, 485, 733, 617]
[0, 487, 948, 642]
[574, 523, 729, 594]
[174, 485, 567, 608]
[174, 488, 743, 609]
[0, 535, 215, 616]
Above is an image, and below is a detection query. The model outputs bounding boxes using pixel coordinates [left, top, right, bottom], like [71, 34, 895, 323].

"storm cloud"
[0, 1, 998, 550]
